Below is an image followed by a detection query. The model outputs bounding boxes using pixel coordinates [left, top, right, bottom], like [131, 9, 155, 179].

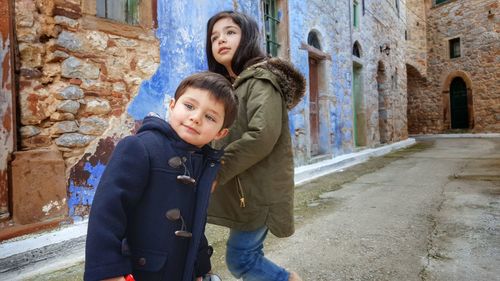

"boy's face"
[168, 87, 228, 147]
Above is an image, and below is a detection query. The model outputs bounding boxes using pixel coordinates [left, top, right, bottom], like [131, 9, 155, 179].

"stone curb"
[0, 222, 87, 280]
[294, 138, 416, 186]
[411, 133, 500, 139]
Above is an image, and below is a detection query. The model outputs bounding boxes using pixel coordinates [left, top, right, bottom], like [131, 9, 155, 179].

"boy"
[84, 72, 237, 281]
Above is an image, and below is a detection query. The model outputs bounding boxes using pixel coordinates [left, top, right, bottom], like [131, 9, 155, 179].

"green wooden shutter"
[263, 0, 280, 57]
[96, 0, 138, 25]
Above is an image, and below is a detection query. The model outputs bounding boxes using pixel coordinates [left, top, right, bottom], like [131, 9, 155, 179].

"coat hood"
[234, 57, 306, 110]
[137, 114, 172, 135]
[137, 115, 223, 156]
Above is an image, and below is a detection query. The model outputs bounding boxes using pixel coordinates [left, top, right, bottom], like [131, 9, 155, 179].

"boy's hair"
[206, 11, 266, 77]
[174, 71, 238, 129]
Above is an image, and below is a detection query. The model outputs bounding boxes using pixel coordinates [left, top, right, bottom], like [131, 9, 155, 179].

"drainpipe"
[348, 0, 353, 145]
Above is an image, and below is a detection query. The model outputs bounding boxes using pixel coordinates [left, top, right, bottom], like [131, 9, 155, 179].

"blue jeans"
[226, 226, 289, 281]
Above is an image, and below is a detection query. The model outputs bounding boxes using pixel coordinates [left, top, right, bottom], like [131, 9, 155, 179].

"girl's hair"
[174, 71, 238, 129]
[206, 11, 266, 77]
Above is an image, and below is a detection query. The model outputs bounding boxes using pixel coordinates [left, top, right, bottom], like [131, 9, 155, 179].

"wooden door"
[450, 77, 468, 129]
[353, 64, 365, 146]
[309, 57, 319, 156]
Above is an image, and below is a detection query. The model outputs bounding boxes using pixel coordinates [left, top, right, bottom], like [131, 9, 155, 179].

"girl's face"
[210, 17, 242, 77]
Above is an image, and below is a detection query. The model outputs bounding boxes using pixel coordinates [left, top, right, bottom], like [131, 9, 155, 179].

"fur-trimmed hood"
[233, 57, 306, 109]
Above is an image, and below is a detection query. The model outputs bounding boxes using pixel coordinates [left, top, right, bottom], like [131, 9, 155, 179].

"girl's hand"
[211, 180, 218, 193]
[196, 277, 203, 281]
[102, 277, 125, 281]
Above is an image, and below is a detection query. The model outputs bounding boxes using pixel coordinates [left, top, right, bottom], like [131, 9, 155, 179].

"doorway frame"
[441, 71, 474, 130]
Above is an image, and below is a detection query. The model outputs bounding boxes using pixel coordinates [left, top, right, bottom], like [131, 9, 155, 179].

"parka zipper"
[236, 176, 246, 208]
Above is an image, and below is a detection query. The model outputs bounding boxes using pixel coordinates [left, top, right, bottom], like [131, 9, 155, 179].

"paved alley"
[248, 137, 499, 281]
[4, 137, 500, 281]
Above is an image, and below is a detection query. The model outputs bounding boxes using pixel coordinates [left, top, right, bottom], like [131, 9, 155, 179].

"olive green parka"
[207, 58, 305, 238]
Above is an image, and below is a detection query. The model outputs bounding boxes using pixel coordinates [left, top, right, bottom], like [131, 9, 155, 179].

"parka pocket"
[131, 248, 168, 272]
[236, 176, 246, 208]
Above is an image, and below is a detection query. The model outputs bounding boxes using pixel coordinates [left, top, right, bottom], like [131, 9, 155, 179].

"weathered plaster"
[128, 0, 256, 120]
[8, 0, 416, 224]
[288, 0, 353, 164]
[0, 36, 13, 172]
[68, 137, 114, 218]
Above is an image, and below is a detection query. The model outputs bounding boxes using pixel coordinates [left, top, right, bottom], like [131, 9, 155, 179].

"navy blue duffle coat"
[84, 116, 222, 281]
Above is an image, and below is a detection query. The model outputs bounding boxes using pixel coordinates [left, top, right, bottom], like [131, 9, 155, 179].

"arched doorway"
[301, 30, 332, 160]
[406, 64, 429, 134]
[309, 56, 320, 155]
[353, 63, 365, 146]
[307, 31, 323, 156]
[352, 41, 365, 146]
[450, 77, 469, 129]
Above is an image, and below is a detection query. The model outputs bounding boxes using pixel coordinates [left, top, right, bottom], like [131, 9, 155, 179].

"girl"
[205, 11, 305, 281]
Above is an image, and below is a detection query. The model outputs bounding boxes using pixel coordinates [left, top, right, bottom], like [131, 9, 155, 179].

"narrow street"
[18, 137, 500, 280]
[209, 137, 500, 280]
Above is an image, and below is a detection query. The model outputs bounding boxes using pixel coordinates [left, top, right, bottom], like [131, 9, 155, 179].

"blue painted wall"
[70, 0, 355, 218]
[128, 1, 261, 120]
[288, 0, 353, 163]
[129, 0, 352, 161]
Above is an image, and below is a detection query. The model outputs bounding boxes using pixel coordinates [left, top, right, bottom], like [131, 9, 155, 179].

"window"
[362, 0, 365, 15]
[395, 0, 400, 17]
[263, 0, 280, 57]
[82, 0, 156, 29]
[97, 0, 138, 25]
[353, 1, 360, 28]
[353, 42, 361, 58]
[435, 0, 449, 5]
[449, 37, 461, 58]
[308, 32, 321, 50]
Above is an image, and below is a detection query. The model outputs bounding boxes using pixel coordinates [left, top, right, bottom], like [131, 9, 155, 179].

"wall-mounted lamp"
[380, 43, 390, 56]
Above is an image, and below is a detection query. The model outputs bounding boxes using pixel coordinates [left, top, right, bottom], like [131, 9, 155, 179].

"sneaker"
[288, 271, 302, 281]
[203, 274, 222, 281]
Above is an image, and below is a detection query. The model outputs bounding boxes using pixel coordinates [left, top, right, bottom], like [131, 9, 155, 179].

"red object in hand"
[124, 274, 135, 281]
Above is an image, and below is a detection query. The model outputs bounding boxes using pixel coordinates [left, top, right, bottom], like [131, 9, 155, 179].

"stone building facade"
[407, 0, 499, 133]
[350, 0, 409, 147]
[1, 0, 160, 239]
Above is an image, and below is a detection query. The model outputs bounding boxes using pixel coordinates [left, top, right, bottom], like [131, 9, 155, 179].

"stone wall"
[405, 0, 428, 77]
[287, 0, 352, 164]
[351, 0, 409, 145]
[15, 0, 160, 170]
[407, 0, 499, 133]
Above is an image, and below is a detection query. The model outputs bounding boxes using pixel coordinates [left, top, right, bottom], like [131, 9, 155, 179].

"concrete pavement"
[261, 137, 500, 280]
[1, 134, 499, 280]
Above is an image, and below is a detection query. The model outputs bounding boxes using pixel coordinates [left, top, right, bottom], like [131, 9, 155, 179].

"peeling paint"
[127, 0, 354, 165]
[68, 137, 115, 218]
[1, 36, 13, 171]
[41, 198, 67, 215]
[1, 1, 14, 219]
[83, 0, 359, 217]
[128, 0, 257, 120]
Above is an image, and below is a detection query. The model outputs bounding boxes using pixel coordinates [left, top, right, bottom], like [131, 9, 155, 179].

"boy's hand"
[102, 277, 125, 281]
